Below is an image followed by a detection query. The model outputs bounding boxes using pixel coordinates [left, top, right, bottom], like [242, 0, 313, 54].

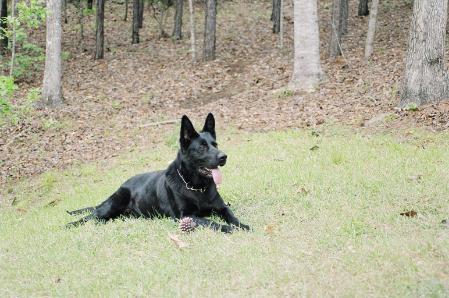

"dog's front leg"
[189, 216, 234, 233]
[216, 207, 250, 231]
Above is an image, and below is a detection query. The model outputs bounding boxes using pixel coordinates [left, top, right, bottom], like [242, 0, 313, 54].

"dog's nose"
[218, 153, 227, 166]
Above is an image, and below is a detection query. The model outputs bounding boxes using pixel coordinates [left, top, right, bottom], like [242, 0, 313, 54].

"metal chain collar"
[177, 169, 207, 193]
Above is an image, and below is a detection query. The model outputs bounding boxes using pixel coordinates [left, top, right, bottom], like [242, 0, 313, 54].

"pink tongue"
[211, 169, 222, 186]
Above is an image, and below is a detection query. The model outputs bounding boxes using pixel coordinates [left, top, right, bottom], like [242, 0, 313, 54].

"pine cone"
[179, 217, 197, 233]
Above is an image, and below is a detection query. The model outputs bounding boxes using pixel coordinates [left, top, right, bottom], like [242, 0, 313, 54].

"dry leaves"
[400, 210, 417, 218]
[168, 234, 189, 249]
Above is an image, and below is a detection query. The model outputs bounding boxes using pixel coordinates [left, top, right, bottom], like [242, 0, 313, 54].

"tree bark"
[95, 0, 105, 59]
[132, 0, 140, 43]
[42, 0, 63, 106]
[63, 0, 68, 24]
[289, 0, 324, 91]
[279, 0, 283, 48]
[87, 0, 93, 10]
[0, 0, 7, 53]
[358, 0, 369, 16]
[172, 0, 183, 40]
[272, 0, 280, 34]
[364, 0, 379, 60]
[341, 0, 348, 34]
[401, 0, 449, 107]
[138, 0, 144, 28]
[203, 0, 216, 60]
[188, 0, 196, 62]
[9, 0, 17, 76]
[329, 0, 343, 59]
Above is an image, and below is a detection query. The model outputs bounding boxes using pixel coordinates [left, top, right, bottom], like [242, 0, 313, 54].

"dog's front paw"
[238, 223, 251, 231]
[221, 225, 235, 233]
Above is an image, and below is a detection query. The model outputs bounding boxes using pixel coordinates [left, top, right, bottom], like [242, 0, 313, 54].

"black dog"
[67, 113, 250, 233]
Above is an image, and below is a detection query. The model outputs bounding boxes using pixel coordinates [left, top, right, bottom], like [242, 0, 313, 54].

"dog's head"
[179, 113, 226, 181]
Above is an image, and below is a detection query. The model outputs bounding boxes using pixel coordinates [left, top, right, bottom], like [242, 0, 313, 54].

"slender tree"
[172, 0, 183, 39]
[203, 0, 216, 60]
[401, 0, 449, 107]
[87, 0, 93, 10]
[341, 0, 348, 34]
[138, 0, 144, 28]
[289, 0, 324, 91]
[77, 0, 84, 52]
[364, 0, 379, 60]
[95, 0, 105, 59]
[329, 0, 343, 59]
[272, 0, 280, 33]
[188, 0, 196, 62]
[124, 0, 129, 21]
[42, 0, 63, 106]
[132, 0, 140, 43]
[358, 0, 369, 16]
[0, 0, 7, 53]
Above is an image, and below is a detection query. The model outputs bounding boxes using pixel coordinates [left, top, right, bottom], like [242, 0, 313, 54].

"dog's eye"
[200, 140, 208, 148]
[211, 142, 218, 148]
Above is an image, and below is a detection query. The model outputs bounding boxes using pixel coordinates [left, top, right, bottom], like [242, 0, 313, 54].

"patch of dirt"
[1, 0, 448, 190]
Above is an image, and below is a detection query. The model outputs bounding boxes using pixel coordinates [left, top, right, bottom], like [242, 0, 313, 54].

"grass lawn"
[1, 126, 448, 297]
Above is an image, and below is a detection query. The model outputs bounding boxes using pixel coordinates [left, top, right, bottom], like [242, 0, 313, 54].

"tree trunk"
[63, 0, 68, 24]
[358, 0, 369, 16]
[77, 0, 84, 52]
[0, 0, 7, 53]
[95, 0, 105, 59]
[289, 0, 324, 91]
[42, 0, 63, 106]
[341, 0, 348, 34]
[132, 0, 140, 43]
[138, 0, 144, 28]
[272, 0, 280, 33]
[172, 0, 183, 40]
[364, 0, 379, 60]
[401, 0, 449, 107]
[124, 0, 129, 21]
[329, 0, 343, 59]
[203, 0, 216, 61]
[279, 0, 283, 48]
[188, 0, 196, 62]
[87, 0, 93, 10]
[9, 0, 17, 76]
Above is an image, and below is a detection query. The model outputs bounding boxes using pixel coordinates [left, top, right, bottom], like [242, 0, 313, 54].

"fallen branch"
[139, 119, 179, 128]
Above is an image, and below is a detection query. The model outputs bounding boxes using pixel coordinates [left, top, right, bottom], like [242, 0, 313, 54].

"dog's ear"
[202, 113, 216, 139]
[180, 115, 198, 150]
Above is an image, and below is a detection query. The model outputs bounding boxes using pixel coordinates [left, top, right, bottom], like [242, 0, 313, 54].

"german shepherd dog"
[67, 113, 250, 233]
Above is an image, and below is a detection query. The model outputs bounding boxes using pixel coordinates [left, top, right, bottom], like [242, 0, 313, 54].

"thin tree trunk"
[341, 0, 348, 34]
[95, 0, 105, 59]
[172, 0, 183, 40]
[279, 0, 283, 48]
[132, 0, 140, 43]
[364, 0, 379, 60]
[358, 0, 369, 16]
[124, 0, 129, 21]
[203, 0, 216, 61]
[401, 0, 449, 107]
[42, 0, 63, 106]
[272, 0, 280, 33]
[9, 0, 17, 76]
[0, 0, 7, 53]
[329, 0, 343, 59]
[138, 0, 144, 28]
[77, 0, 84, 52]
[63, 0, 68, 24]
[290, 0, 324, 91]
[188, 0, 196, 62]
[87, 0, 93, 10]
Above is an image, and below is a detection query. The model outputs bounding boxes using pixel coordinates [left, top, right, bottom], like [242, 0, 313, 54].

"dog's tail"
[66, 206, 95, 216]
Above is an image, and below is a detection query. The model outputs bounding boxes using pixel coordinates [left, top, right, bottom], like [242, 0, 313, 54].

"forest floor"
[1, 0, 449, 190]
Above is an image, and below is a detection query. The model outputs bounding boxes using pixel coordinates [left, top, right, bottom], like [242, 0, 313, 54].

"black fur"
[67, 113, 250, 233]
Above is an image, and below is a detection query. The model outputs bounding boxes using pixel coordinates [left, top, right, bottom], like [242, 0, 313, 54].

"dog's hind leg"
[66, 207, 95, 216]
[66, 187, 132, 228]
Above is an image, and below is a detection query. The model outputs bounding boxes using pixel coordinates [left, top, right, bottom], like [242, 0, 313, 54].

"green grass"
[1, 127, 449, 297]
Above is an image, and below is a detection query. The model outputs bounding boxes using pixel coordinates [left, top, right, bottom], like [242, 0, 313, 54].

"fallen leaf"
[310, 145, 319, 151]
[441, 219, 449, 229]
[264, 224, 276, 234]
[168, 234, 189, 249]
[296, 187, 309, 195]
[400, 210, 417, 217]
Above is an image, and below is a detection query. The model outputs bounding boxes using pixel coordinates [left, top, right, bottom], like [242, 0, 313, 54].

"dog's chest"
[180, 195, 213, 216]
